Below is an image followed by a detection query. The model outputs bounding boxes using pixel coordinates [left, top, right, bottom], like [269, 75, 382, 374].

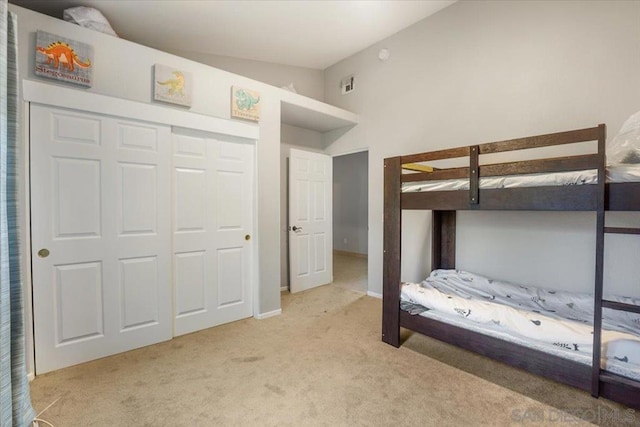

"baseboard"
[255, 309, 282, 320]
[367, 291, 382, 299]
[333, 250, 368, 259]
[280, 286, 288, 292]
[28, 372, 35, 382]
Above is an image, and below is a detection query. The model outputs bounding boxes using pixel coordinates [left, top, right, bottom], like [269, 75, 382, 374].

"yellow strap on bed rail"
[402, 163, 435, 173]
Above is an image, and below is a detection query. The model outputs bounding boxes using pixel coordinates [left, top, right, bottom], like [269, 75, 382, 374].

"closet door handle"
[291, 226, 302, 232]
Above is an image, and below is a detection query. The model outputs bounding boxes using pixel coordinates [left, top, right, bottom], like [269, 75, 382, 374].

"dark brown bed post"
[591, 123, 607, 397]
[383, 157, 401, 347]
[432, 211, 456, 270]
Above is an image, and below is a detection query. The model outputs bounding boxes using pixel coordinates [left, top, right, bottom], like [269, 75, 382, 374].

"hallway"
[332, 251, 367, 294]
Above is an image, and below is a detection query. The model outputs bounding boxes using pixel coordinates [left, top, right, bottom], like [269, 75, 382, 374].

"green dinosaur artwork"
[235, 88, 260, 110]
[231, 86, 261, 121]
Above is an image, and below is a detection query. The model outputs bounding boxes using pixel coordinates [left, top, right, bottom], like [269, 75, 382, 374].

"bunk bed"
[382, 124, 640, 409]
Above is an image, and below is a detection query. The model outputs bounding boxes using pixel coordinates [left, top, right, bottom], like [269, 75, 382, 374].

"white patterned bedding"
[401, 164, 640, 193]
[400, 269, 640, 380]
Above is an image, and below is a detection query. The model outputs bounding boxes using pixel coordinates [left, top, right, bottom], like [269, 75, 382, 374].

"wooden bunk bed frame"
[382, 124, 640, 409]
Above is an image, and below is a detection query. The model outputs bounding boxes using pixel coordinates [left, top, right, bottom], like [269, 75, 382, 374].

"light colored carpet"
[332, 251, 367, 294]
[29, 258, 635, 426]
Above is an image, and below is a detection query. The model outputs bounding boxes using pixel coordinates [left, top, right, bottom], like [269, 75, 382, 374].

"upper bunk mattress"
[401, 164, 640, 193]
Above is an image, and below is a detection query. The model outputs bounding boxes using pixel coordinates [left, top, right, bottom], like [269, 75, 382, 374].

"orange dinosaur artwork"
[35, 31, 93, 87]
[36, 42, 91, 72]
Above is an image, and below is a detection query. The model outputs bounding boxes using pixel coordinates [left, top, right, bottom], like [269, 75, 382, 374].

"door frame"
[284, 146, 370, 294]
[21, 80, 259, 377]
[330, 147, 370, 292]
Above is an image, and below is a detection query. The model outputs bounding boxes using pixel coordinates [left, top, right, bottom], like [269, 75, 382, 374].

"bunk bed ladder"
[595, 226, 640, 400]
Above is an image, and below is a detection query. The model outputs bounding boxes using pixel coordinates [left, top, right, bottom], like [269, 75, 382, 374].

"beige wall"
[324, 0, 640, 296]
[173, 50, 325, 102]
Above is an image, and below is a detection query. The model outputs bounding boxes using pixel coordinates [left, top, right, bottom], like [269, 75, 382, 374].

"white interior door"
[173, 129, 255, 336]
[288, 148, 333, 293]
[31, 105, 172, 374]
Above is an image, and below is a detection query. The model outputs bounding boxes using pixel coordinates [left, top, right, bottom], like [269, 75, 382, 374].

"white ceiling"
[11, 0, 455, 70]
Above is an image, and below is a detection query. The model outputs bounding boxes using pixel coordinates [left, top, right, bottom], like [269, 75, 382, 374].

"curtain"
[0, 1, 35, 426]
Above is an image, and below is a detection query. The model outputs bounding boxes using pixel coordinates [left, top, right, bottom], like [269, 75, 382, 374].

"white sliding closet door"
[31, 105, 172, 374]
[172, 129, 255, 336]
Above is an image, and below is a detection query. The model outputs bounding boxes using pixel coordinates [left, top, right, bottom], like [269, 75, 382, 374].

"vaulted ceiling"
[10, 0, 456, 69]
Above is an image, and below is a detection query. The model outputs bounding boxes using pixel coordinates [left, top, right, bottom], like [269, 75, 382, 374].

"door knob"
[245, 234, 251, 241]
[292, 226, 302, 232]
[38, 248, 50, 258]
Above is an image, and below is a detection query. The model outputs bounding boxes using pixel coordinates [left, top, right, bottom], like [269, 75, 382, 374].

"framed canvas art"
[35, 30, 93, 87]
[231, 86, 261, 122]
[153, 64, 193, 107]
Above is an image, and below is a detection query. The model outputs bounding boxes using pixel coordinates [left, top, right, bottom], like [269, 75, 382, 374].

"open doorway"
[332, 150, 368, 293]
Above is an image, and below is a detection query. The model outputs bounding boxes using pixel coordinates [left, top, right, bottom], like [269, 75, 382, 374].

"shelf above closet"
[280, 91, 358, 133]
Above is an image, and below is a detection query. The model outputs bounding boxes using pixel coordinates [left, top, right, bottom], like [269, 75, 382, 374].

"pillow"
[63, 6, 118, 37]
[608, 110, 640, 165]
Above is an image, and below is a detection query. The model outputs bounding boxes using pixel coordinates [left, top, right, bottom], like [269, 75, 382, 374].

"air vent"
[340, 75, 355, 95]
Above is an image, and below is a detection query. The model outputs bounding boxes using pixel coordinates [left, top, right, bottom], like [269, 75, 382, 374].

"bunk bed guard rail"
[395, 124, 606, 211]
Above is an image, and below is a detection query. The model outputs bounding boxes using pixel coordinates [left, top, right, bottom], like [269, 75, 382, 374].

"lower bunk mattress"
[400, 269, 640, 381]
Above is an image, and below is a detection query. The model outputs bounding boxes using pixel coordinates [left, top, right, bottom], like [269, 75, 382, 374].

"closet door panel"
[119, 256, 160, 330]
[31, 105, 172, 374]
[174, 251, 207, 317]
[173, 131, 254, 336]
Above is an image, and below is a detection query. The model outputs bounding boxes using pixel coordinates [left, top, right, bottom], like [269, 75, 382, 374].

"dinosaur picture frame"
[231, 86, 261, 122]
[153, 64, 193, 107]
[35, 31, 93, 87]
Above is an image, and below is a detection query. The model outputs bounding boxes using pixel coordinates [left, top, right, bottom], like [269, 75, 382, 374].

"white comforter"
[401, 164, 640, 193]
[401, 270, 640, 368]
